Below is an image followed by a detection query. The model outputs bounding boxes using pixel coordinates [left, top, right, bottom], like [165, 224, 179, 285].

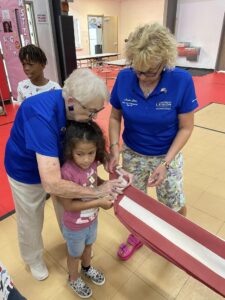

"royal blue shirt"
[4, 89, 66, 184]
[110, 67, 198, 156]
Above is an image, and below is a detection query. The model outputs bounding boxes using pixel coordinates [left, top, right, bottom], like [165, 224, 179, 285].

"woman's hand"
[148, 164, 167, 187]
[98, 196, 114, 210]
[116, 167, 133, 185]
[108, 106, 122, 173]
[106, 149, 120, 173]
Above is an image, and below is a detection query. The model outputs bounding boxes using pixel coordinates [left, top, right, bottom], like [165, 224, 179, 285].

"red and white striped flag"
[113, 184, 225, 297]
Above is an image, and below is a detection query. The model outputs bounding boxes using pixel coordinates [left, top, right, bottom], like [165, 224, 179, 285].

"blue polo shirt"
[110, 67, 198, 156]
[4, 89, 66, 184]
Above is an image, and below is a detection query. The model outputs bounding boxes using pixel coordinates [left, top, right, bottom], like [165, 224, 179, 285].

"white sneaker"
[29, 260, 49, 281]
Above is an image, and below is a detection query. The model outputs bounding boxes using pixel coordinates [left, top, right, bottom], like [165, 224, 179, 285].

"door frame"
[215, 12, 225, 71]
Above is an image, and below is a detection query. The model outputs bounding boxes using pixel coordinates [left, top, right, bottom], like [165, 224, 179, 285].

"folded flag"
[111, 171, 225, 297]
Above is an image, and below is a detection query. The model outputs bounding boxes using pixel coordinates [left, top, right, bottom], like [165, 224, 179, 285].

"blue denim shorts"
[62, 220, 98, 257]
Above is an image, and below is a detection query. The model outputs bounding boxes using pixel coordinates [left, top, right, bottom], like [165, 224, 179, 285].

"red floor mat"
[0, 104, 18, 126]
[193, 73, 225, 110]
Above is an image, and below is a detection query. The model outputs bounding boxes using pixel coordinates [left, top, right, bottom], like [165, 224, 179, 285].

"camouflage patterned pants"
[122, 145, 185, 212]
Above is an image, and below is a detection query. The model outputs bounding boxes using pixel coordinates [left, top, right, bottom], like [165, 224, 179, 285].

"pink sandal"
[117, 234, 143, 260]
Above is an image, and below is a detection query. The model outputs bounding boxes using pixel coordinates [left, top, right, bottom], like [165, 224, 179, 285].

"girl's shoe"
[69, 277, 92, 299]
[117, 234, 143, 260]
[81, 266, 105, 285]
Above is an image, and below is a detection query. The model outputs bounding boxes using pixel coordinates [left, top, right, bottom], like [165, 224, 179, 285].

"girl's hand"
[148, 164, 167, 187]
[98, 196, 114, 210]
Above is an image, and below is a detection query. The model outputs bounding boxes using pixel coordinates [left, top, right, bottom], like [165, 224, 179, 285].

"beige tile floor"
[1, 104, 225, 300]
[194, 103, 225, 132]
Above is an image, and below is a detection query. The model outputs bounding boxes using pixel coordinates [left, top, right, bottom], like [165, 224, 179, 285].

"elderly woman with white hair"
[4, 68, 123, 281]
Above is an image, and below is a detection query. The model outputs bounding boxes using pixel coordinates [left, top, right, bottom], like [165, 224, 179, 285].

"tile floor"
[0, 104, 225, 300]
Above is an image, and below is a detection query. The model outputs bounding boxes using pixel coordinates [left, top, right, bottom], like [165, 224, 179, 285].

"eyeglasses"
[134, 63, 163, 78]
[79, 102, 105, 118]
[70, 98, 105, 118]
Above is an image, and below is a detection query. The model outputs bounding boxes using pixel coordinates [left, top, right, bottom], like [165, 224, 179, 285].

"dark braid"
[19, 44, 47, 65]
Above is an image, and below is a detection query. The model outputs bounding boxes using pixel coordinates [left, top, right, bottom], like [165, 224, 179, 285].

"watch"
[161, 160, 170, 169]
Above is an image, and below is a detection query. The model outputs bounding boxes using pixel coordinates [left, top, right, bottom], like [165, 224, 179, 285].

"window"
[73, 17, 81, 49]
[25, 2, 38, 45]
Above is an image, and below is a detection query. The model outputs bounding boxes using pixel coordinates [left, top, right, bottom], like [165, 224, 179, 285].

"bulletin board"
[0, 0, 31, 99]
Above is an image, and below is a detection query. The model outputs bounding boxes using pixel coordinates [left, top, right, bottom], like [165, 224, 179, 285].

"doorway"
[88, 15, 103, 55]
[87, 15, 118, 55]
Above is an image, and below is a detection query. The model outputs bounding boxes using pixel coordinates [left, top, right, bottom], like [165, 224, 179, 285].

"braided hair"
[19, 44, 47, 65]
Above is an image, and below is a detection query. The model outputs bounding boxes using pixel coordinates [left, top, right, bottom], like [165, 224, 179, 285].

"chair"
[95, 65, 121, 84]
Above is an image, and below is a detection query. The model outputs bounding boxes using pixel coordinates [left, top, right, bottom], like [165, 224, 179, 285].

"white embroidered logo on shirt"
[122, 98, 138, 107]
[156, 101, 172, 110]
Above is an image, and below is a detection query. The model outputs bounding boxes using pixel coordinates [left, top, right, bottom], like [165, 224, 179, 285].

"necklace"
[140, 82, 156, 98]
[141, 86, 154, 97]
[139, 76, 161, 98]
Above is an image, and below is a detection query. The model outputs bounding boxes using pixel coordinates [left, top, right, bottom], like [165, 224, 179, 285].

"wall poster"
[0, 0, 31, 99]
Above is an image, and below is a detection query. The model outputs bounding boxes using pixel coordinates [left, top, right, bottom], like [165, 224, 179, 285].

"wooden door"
[103, 16, 118, 53]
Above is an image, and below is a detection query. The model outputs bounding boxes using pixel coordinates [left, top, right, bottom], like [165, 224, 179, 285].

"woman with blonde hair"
[108, 23, 198, 260]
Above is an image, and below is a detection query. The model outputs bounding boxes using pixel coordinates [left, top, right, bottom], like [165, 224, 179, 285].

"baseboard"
[2, 99, 11, 105]
[178, 67, 214, 76]
[0, 210, 15, 221]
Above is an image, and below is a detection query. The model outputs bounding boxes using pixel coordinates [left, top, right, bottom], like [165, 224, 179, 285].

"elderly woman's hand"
[95, 179, 127, 199]
[148, 164, 167, 187]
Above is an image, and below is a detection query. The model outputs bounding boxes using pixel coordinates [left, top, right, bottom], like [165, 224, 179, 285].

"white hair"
[62, 68, 109, 105]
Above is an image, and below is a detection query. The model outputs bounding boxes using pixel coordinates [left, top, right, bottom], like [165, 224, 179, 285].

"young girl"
[16, 44, 61, 103]
[59, 121, 114, 299]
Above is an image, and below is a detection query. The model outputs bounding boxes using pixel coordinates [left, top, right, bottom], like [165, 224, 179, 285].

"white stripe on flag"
[119, 196, 225, 278]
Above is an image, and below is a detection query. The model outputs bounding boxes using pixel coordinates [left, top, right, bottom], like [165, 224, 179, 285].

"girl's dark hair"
[19, 44, 47, 65]
[64, 121, 108, 164]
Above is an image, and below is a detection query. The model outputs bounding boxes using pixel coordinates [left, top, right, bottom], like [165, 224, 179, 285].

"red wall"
[0, 56, 10, 100]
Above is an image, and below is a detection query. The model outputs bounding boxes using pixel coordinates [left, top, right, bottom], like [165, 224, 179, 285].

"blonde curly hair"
[125, 23, 177, 71]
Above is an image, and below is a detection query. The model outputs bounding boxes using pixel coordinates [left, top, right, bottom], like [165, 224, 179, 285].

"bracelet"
[161, 159, 170, 170]
[110, 142, 119, 150]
